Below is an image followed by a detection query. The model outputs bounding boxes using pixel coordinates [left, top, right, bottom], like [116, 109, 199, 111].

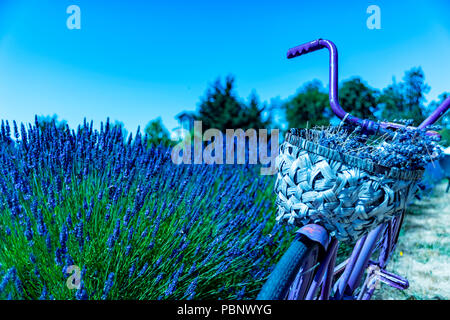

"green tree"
[197, 75, 270, 131]
[339, 77, 379, 120]
[379, 67, 430, 125]
[240, 91, 271, 129]
[111, 120, 129, 141]
[144, 117, 172, 147]
[283, 80, 330, 129]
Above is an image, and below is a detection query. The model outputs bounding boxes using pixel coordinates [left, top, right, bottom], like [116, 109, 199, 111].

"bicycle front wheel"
[257, 235, 321, 300]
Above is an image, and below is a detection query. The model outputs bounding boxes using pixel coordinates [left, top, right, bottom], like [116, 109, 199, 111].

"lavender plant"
[0, 117, 291, 300]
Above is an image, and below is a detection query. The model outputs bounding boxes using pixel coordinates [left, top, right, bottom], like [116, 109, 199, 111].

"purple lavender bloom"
[136, 216, 142, 227]
[188, 262, 197, 276]
[76, 209, 82, 221]
[30, 199, 38, 218]
[59, 224, 68, 254]
[113, 219, 121, 241]
[140, 228, 148, 239]
[86, 208, 92, 223]
[179, 240, 190, 252]
[123, 210, 131, 227]
[83, 197, 88, 211]
[39, 285, 48, 300]
[127, 227, 134, 242]
[65, 254, 74, 269]
[112, 187, 122, 203]
[151, 205, 157, 220]
[13, 120, 19, 139]
[55, 248, 63, 266]
[76, 285, 88, 300]
[200, 250, 215, 267]
[3, 120, 9, 138]
[138, 262, 149, 277]
[185, 277, 198, 300]
[128, 264, 136, 278]
[75, 222, 84, 249]
[14, 274, 23, 296]
[101, 272, 115, 300]
[47, 185, 56, 210]
[10, 195, 22, 220]
[164, 264, 184, 296]
[50, 213, 56, 225]
[154, 272, 163, 285]
[214, 261, 230, 276]
[106, 234, 116, 250]
[66, 212, 73, 229]
[24, 216, 33, 241]
[125, 245, 132, 256]
[34, 266, 41, 278]
[154, 257, 162, 268]
[236, 286, 246, 299]
[65, 175, 72, 191]
[37, 210, 48, 237]
[0, 267, 16, 293]
[29, 253, 36, 264]
[193, 245, 201, 257]
[45, 233, 52, 253]
[80, 266, 87, 282]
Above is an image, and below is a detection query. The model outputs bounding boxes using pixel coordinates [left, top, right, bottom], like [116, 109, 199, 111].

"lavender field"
[0, 117, 292, 300]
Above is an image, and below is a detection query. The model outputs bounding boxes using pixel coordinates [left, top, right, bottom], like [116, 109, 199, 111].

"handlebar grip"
[287, 39, 326, 59]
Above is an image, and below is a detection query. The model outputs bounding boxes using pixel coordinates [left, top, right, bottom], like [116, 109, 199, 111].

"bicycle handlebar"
[287, 39, 450, 137]
[288, 39, 377, 133]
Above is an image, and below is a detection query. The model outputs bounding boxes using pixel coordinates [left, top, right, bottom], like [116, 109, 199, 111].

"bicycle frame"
[297, 212, 406, 300]
[287, 39, 450, 299]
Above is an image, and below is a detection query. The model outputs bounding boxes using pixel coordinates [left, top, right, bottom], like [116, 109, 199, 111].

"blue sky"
[0, 0, 449, 135]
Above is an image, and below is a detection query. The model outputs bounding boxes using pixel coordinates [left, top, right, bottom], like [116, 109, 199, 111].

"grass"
[373, 181, 450, 300]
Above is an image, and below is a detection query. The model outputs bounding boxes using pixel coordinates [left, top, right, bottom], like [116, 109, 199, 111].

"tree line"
[149, 67, 448, 145]
[36, 66, 449, 147]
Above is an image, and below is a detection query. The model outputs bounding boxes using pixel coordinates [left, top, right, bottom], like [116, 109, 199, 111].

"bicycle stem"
[419, 96, 450, 129]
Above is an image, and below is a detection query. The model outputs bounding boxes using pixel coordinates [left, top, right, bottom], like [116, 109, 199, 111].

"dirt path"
[374, 181, 450, 300]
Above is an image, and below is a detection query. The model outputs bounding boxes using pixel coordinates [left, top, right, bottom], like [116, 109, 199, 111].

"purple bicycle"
[257, 39, 450, 300]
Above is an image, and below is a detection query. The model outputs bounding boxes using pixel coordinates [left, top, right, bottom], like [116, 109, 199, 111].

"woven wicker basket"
[274, 131, 424, 243]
